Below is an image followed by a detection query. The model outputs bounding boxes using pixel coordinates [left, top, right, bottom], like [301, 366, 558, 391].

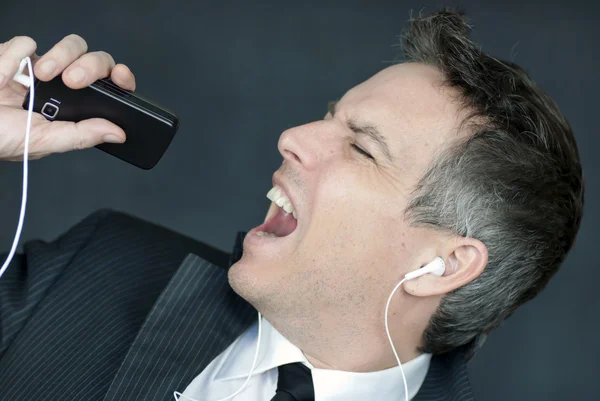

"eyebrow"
[328, 100, 394, 163]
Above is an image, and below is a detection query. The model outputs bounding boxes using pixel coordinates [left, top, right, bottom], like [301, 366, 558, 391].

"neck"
[265, 312, 423, 372]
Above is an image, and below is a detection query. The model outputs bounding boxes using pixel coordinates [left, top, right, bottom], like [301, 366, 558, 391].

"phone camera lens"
[41, 102, 59, 119]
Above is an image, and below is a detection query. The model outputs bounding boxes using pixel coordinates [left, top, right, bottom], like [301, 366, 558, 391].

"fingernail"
[68, 67, 86, 83]
[102, 134, 125, 143]
[40, 60, 57, 76]
[0, 74, 6, 87]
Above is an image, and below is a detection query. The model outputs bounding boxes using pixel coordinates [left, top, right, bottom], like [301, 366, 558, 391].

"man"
[0, 8, 584, 401]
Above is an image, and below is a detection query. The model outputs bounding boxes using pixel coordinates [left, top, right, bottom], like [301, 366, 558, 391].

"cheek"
[300, 165, 399, 266]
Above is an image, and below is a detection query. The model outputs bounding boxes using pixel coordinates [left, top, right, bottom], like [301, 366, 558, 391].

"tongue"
[262, 207, 297, 237]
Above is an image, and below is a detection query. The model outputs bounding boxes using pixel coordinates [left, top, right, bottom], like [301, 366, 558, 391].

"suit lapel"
[413, 345, 474, 401]
[103, 253, 256, 401]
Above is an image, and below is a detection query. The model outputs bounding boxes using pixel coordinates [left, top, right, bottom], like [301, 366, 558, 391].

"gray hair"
[399, 9, 585, 358]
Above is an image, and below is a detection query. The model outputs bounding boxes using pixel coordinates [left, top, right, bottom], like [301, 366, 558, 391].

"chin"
[227, 257, 256, 300]
[227, 255, 278, 308]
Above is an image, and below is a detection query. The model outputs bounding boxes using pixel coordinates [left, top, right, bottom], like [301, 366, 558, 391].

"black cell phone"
[22, 76, 179, 169]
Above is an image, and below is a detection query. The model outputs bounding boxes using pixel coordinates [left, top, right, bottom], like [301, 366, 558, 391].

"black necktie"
[270, 362, 315, 401]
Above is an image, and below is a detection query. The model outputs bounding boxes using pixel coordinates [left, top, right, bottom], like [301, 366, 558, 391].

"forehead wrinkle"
[328, 99, 396, 163]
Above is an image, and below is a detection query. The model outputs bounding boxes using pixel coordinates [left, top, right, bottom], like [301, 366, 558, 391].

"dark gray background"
[0, 0, 598, 400]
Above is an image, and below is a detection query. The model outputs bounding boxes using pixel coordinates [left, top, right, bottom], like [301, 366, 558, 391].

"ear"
[403, 237, 488, 297]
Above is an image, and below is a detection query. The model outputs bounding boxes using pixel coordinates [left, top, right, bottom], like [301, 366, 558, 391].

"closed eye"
[351, 143, 374, 160]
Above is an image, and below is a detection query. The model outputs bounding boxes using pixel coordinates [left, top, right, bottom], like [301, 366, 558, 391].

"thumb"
[36, 118, 126, 155]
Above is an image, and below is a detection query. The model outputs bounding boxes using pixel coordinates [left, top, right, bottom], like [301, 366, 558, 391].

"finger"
[110, 63, 136, 91]
[34, 34, 88, 82]
[32, 118, 126, 155]
[61, 51, 116, 89]
[0, 36, 37, 88]
[23, 53, 41, 75]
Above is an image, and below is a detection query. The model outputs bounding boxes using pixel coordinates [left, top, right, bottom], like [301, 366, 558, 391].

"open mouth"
[252, 185, 298, 238]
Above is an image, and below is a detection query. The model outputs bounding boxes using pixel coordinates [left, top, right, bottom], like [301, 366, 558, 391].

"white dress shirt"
[180, 316, 431, 401]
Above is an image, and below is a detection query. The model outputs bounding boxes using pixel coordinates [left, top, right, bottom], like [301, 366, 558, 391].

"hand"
[0, 34, 136, 161]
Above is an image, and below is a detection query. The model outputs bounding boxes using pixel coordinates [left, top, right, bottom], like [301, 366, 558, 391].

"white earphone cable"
[0, 57, 34, 280]
[385, 277, 409, 401]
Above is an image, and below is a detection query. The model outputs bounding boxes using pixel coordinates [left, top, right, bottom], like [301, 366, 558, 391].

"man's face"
[229, 62, 465, 340]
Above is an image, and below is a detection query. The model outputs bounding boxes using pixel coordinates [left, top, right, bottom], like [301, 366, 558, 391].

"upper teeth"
[266, 185, 297, 219]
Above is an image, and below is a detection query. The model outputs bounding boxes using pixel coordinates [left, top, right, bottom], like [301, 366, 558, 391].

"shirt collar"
[214, 317, 307, 381]
[214, 316, 432, 400]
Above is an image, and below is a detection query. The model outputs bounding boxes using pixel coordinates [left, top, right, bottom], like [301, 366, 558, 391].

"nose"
[277, 120, 341, 171]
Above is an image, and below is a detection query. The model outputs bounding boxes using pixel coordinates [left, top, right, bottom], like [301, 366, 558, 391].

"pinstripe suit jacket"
[0, 210, 475, 400]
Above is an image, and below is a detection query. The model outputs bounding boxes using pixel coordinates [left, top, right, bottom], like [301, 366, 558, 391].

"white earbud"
[13, 58, 32, 87]
[404, 257, 446, 280]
